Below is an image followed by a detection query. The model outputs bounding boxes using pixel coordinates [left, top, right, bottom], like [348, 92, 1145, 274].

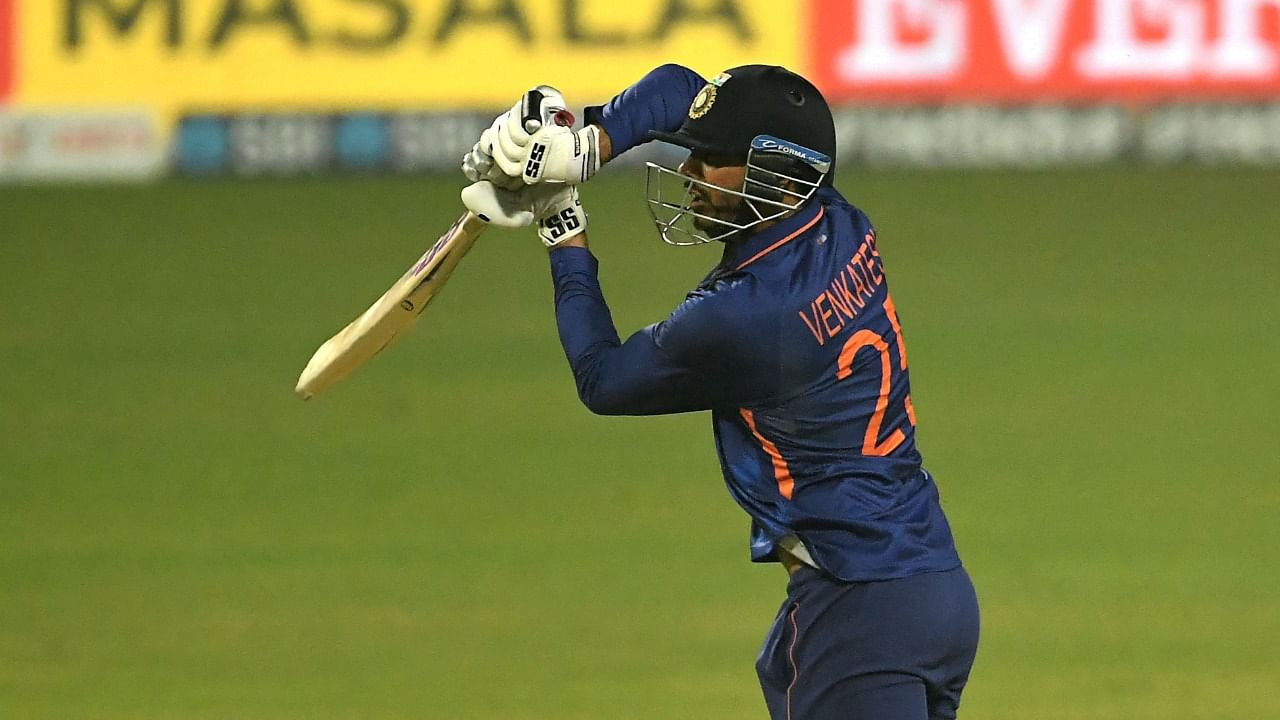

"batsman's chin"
[689, 200, 712, 224]
[691, 211, 722, 234]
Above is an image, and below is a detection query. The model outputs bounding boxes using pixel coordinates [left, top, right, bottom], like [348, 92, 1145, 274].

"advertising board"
[15, 0, 798, 119]
[810, 0, 1280, 103]
[0, 0, 14, 102]
[0, 110, 165, 180]
[5, 2, 1280, 173]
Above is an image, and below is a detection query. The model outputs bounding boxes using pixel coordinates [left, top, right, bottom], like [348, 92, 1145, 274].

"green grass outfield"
[2, 168, 1277, 719]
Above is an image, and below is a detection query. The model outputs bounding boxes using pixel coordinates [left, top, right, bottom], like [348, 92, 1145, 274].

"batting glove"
[461, 181, 587, 248]
[485, 89, 599, 185]
[461, 114, 523, 191]
[532, 185, 588, 247]
[464, 86, 590, 188]
[493, 122, 601, 186]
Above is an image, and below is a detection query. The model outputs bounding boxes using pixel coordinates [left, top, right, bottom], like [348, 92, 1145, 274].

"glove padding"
[462, 114, 524, 191]
[461, 180, 587, 248]
[493, 119, 602, 186]
[480, 91, 598, 186]
[533, 187, 588, 247]
[460, 84, 588, 188]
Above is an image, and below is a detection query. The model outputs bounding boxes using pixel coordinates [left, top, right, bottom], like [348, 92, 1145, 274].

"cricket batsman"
[460, 64, 980, 719]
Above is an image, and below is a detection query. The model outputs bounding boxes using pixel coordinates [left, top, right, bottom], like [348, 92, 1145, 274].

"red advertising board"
[809, 0, 1280, 103]
[0, 0, 13, 102]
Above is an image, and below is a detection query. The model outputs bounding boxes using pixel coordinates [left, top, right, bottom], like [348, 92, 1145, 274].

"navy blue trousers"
[756, 566, 980, 720]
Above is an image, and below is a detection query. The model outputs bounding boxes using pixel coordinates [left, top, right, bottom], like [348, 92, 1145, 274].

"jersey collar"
[729, 198, 826, 272]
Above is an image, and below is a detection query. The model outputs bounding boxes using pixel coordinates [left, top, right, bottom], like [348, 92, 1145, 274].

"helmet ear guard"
[743, 141, 826, 207]
[744, 159, 789, 206]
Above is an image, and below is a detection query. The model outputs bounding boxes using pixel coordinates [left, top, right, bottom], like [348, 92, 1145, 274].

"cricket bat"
[295, 84, 572, 400]
[294, 211, 488, 399]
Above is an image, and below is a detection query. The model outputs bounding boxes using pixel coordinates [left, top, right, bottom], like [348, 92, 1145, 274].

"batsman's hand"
[483, 89, 601, 186]
[462, 85, 590, 189]
[494, 122, 602, 186]
[461, 113, 524, 190]
[461, 180, 587, 248]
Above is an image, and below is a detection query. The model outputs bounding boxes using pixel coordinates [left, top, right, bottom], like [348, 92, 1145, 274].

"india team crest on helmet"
[688, 86, 716, 119]
[689, 71, 733, 119]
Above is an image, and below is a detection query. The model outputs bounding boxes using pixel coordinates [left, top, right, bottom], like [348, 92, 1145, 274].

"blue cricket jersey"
[549, 189, 961, 582]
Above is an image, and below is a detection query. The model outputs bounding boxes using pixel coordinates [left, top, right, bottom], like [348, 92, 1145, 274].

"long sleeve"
[549, 247, 768, 415]
[582, 64, 705, 158]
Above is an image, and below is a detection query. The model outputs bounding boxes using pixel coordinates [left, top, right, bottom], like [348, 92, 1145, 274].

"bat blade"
[295, 211, 488, 400]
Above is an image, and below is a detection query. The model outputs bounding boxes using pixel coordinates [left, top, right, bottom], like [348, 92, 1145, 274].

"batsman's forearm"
[549, 246, 620, 367]
[583, 64, 704, 158]
[549, 247, 623, 410]
[548, 247, 718, 416]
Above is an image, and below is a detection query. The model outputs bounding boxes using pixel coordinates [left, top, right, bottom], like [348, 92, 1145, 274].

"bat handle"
[521, 85, 576, 134]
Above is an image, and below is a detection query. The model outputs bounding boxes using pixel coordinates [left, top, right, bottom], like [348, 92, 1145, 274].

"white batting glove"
[463, 86, 582, 189]
[495, 123, 602, 185]
[532, 185, 588, 247]
[461, 115, 522, 191]
[492, 114, 602, 186]
[461, 181, 587, 248]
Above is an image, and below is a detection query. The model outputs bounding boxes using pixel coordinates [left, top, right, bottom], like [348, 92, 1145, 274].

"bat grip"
[521, 89, 546, 134]
[521, 86, 575, 134]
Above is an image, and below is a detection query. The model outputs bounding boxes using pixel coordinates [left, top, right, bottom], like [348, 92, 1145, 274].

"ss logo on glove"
[525, 143, 547, 178]
[540, 207, 582, 240]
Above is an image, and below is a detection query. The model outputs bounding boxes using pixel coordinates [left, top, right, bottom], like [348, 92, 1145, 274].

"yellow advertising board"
[12, 0, 800, 122]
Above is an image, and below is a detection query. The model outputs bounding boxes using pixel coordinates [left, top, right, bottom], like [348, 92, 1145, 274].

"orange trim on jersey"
[734, 207, 826, 271]
[739, 408, 795, 500]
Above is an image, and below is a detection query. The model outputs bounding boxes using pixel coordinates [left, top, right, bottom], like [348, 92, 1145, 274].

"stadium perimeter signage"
[0, 0, 14, 102]
[810, 0, 1280, 102]
[10, 2, 1280, 113]
[0, 111, 165, 180]
[12, 0, 796, 119]
[171, 103, 1280, 175]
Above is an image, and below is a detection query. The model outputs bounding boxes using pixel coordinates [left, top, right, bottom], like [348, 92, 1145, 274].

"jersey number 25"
[835, 295, 917, 457]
